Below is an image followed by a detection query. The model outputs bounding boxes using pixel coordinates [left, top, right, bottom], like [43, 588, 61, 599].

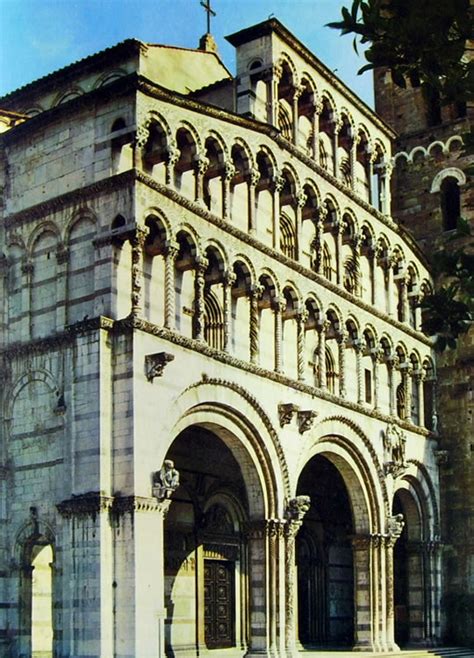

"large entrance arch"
[296, 455, 354, 648]
[163, 425, 252, 655]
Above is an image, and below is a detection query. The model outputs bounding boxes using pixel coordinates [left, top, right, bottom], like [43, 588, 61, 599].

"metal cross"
[200, 0, 216, 34]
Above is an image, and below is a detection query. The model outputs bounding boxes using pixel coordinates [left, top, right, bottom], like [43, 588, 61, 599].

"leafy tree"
[327, 0, 473, 105]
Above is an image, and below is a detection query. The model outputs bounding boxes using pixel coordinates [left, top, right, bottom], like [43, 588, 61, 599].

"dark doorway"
[393, 493, 409, 647]
[297, 455, 354, 648]
[204, 559, 235, 649]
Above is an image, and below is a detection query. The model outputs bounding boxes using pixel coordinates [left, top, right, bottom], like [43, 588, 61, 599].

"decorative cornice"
[116, 316, 432, 439]
[0, 316, 114, 360]
[5, 170, 135, 229]
[56, 493, 114, 518]
[135, 172, 432, 347]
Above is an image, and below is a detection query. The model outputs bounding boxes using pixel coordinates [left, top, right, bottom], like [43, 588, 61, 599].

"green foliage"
[420, 218, 474, 352]
[327, 0, 474, 104]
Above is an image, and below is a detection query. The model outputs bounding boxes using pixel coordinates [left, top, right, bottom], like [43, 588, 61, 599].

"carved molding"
[145, 351, 174, 382]
[56, 493, 114, 519]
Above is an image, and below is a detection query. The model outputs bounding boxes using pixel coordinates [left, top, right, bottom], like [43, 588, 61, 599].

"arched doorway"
[163, 425, 254, 656]
[31, 544, 54, 658]
[296, 455, 354, 648]
[393, 488, 424, 647]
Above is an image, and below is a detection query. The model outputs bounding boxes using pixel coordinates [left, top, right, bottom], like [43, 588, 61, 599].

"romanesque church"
[0, 14, 472, 658]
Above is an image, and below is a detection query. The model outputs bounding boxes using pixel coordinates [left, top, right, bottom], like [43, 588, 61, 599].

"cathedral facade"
[0, 19, 451, 658]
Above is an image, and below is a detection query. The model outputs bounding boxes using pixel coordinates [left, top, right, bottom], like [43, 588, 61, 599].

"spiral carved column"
[296, 309, 308, 381]
[273, 297, 286, 374]
[129, 226, 149, 317]
[164, 241, 179, 329]
[249, 284, 263, 364]
[223, 270, 236, 353]
[193, 256, 208, 341]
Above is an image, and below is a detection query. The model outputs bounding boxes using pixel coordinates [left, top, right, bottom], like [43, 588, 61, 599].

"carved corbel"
[152, 460, 180, 501]
[278, 403, 300, 428]
[297, 409, 318, 434]
[434, 449, 449, 466]
[145, 352, 174, 382]
[387, 513, 405, 545]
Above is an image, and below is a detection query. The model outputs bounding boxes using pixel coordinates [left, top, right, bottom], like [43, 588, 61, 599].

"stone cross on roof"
[200, 0, 216, 34]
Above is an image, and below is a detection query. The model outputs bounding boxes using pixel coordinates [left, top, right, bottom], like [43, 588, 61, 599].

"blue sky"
[0, 0, 373, 105]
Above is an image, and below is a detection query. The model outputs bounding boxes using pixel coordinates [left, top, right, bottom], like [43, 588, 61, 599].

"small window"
[365, 368, 372, 404]
[441, 177, 460, 231]
[425, 88, 441, 127]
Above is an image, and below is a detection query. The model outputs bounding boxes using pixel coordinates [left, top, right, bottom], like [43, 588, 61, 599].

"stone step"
[300, 648, 474, 658]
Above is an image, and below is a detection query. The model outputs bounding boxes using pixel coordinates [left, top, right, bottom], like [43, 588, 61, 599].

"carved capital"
[278, 402, 300, 428]
[296, 190, 307, 208]
[297, 409, 318, 434]
[285, 495, 311, 522]
[194, 154, 209, 176]
[145, 352, 174, 382]
[272, 173, 285, 193]
[249, 167, 261, 187]
[387, 513, 405, 545]
[224, 160, 236, 181]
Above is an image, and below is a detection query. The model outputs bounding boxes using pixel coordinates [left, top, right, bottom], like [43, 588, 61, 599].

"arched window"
[396, 383, 406, 419]
[280, 213, 296, 260]
[323, 243, 332, 281]
[326, 347, 338, 394]
[343, 256, 358, 295]
[204, 288, 224, 350]
[440, 177, 460, 231]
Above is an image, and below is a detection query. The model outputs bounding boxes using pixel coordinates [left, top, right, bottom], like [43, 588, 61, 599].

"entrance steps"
[299, 648, 474, 658]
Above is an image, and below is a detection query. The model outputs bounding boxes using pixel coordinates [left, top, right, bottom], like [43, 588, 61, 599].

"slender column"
[367, 151, 375, 205]
[350, 137, 358, 190]
[284, 497, 311, 657]
[403, 365, 413, 422]
[56, 245, 69, 328]
[385, 514, 405, 651]
[387, 356, 399, 416]
[296, 309, 309, 381]
[386, 256, 395, 317]
[334, 218, 343, 285]
[133, 122, 149, 169]
[383, 162, 393, 215]
[317, 320, 329, 389]
[194, 154, 209, 204]
[337, 330, 348, 398]
[193, 256, 208, 341]
[249, 284, 263, 364]
[272, 173, 285, 250]
[333, 117, 342, 179]
[311, 101, 323, 162]
[415, 370, 425, 427]
[292, 84, 304, 147]
[129, 226, 149, 317]
[295, 190, 307, 261]
[354, 339, 366, 404]
[265, 64, 282, 126]
[368, 246, 376, 305]
[164, 241, 179, 329]
[273, 297, 286, 373]
[165, 141, 180, 186]
[22, 259, 34, 340]
[222, 160, 236, 220]
[353, 233, 362, 296]
[267, 519, 286, 655]
[248, 168, 260, 233]
[372, 348, 382, 411]
[223, 270, 236, 352]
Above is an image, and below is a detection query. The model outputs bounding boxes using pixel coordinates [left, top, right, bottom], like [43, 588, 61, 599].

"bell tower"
[374, 51, 474, 648]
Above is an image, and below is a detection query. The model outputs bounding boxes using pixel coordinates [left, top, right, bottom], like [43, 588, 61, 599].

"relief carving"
[383, 422, 407, 477]
[145, 351, 175, 382]
[152, 460, 180, 501]
[278, 402, 300, 428]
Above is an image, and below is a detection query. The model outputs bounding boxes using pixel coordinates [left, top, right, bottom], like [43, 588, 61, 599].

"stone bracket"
[297, 409, 318, 434]
[278, 403, 300, 427]
[145, 351, 174, 382]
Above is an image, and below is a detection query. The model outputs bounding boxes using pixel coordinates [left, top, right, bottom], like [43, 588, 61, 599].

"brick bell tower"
[373, 50, 474, 648]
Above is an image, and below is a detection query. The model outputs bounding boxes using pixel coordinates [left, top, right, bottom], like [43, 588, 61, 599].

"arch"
[5, 369, 61, 430]
[171, 379, 291, 514]
[232, 255, 255, 289]
[430, 167, 466, 193]
[27, 221, 61, 256]
[65, 209, 97, 242]
[53, 87, 84, 106]
[93, 69, 128, 88]
[297, 416, 388, 531]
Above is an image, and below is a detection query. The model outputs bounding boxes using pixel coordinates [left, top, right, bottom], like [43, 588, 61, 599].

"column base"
[352, 640, 377, 652]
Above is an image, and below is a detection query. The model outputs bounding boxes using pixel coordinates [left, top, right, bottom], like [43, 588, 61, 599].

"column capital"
[129, 225, 149, 248]
[164, 240, 180, 259]
[285, 495, 311, 523]
[194, 153, 209, 175]
[223, 159, 236, 181]
[272, 172, 285, 193]
[386, 513, 405, 546]
[249, 167, 261, 187]
[296, 189, 307, 208]
[195, 255, 209, 274]
[223, 269, 237, 287]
